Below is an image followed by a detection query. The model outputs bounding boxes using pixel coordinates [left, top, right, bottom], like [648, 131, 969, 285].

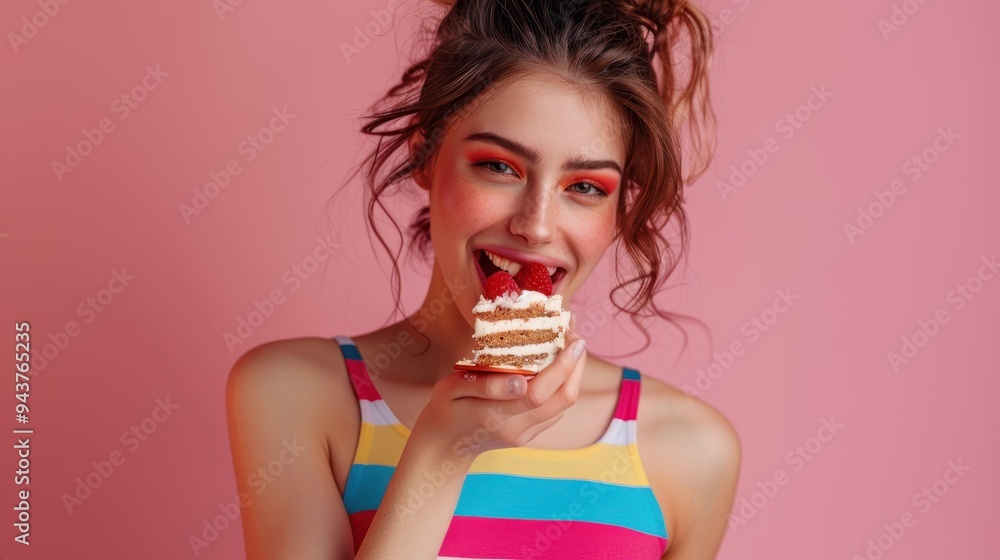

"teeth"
[483, 250, 559, 278]
[484, 250, 522, 276]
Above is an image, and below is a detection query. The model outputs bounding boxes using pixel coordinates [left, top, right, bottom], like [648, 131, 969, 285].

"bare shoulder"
[637, 374, 742, 468]
[225, 337, 359, 559]
[635, 374, 742, 557]
[228, 336, 346, 388]
[226, 336, 353, 429]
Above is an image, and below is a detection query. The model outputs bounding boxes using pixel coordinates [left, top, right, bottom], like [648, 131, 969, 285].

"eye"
[475, 160, 519, 177]
[568, 182, 608, 198]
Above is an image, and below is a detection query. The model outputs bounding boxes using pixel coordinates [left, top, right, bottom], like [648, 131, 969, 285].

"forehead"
[446, 72, 626, 163]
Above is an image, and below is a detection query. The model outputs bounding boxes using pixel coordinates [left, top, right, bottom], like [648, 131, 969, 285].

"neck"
[392, 261, 476, 384]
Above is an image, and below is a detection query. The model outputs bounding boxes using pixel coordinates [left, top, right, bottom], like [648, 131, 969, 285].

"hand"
[409, 316, 587, 461]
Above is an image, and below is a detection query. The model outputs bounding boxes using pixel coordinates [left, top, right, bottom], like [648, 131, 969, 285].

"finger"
[520, 337, 586, 409]
[445, 370, 531, 401]
[559, 343, 586, 407]
[565, 312, 579, 342]
[505, 343, 587, 427]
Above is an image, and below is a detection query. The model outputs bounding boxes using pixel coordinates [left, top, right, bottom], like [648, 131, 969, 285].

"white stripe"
[359, 399, 400, 426]
[597, 418, 636, 446]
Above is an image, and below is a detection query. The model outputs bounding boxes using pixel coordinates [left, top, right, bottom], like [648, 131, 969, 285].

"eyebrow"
[464, 132, 622, 175]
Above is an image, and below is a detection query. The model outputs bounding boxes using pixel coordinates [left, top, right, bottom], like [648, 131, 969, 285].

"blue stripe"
[338, 342, 362, 361]
[343, 464, 666, 538]
[343, 464, 393, 514]
[623, 368, 640, 381]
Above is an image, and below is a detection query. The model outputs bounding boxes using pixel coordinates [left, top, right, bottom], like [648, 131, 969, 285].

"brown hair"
[336, 0, 716, 357]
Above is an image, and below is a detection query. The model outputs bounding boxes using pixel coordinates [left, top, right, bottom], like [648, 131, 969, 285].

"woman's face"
[414, 71, 625, 326]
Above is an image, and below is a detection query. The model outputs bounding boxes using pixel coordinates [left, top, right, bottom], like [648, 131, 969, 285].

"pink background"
[2, 0, 998, 558]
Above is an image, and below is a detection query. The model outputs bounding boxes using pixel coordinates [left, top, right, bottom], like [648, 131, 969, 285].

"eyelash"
[474, 160, 609, 198]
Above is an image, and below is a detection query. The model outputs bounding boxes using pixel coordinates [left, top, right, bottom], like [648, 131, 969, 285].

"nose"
[509, 183, 555, 246]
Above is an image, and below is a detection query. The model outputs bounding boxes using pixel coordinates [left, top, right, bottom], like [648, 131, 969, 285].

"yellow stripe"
[357, 423, 407, 465]
[357, 423, 648, 486]
[352, 422, 377, 464]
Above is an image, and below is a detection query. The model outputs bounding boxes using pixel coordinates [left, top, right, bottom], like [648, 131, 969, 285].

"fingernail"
[571, 339, 586, 359]
[507, 376, 526, 396]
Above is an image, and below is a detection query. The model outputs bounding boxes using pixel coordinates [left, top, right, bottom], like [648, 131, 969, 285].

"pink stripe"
[348, 511, 666, 558]
[439, 515, 667, 559]
[348, 510, 375, 553]
[345, 359, 382, 402]
[612, 379, 639, 421]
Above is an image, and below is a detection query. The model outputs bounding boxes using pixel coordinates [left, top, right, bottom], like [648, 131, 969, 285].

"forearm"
[355, 435, 473, 560]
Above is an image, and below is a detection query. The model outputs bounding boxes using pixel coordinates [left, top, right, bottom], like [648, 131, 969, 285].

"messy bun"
[343, 0, 717, 356]
[620, 0, 717, 183]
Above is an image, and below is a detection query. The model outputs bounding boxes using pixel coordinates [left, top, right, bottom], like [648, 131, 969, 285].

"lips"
[472, 248, 567, 294]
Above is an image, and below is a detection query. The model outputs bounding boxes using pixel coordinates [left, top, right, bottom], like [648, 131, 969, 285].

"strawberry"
[513, 262, 553, 296]
[484, 271, 521, 300]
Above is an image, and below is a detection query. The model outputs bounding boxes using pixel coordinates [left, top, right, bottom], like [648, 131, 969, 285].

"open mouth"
[473, 249, 567, 293]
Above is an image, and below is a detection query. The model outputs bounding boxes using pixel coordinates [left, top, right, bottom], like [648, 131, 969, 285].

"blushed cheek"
[438, 173, 498, 231]
[579, 211, 617, 260]
[586, 203, 617, 239]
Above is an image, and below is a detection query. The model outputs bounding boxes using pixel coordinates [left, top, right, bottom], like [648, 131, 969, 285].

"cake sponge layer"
[473, 329, 559, 350]
[472, 353, 552, 372]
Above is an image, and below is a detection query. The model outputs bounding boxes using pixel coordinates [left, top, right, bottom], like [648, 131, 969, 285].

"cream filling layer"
[474, 316, 566, 336]
[474, 341, 561, 357]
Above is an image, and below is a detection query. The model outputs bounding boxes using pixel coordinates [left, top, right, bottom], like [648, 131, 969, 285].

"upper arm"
[662, 398, 742, 560]
[226, 339, 355, 560]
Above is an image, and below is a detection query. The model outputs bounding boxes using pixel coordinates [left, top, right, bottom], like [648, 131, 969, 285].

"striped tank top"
[334, 335, 669, 559]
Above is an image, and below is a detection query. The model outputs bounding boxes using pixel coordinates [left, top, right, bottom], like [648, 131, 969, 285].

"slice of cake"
[456, 265, 570, 374]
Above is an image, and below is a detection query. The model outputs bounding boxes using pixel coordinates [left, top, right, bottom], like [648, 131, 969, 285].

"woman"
[226, 0, 741, 558]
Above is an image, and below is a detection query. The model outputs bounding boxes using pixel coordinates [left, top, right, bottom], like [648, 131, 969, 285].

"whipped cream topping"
[472, 290, 562, 313]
